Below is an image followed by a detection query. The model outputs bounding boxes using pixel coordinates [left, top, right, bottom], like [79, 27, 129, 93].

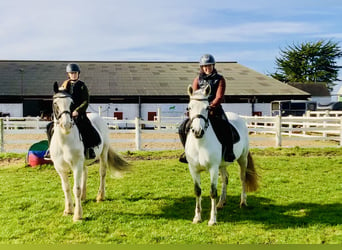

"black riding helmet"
[66, 63, 81, 73]
[199, 54, 216, 66]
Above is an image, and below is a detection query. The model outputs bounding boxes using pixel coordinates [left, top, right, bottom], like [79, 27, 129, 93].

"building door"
[148, 112, 157, 121]
[114, 112, 123, 120]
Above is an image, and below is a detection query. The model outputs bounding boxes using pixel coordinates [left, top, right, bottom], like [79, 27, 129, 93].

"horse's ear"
[187, 85, 193, 96]
[53, 81, 59, 93]
[204, 84, 211, 97]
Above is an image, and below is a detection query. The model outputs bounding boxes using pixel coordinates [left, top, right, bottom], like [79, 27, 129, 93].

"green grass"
[0, 148, 341, 244]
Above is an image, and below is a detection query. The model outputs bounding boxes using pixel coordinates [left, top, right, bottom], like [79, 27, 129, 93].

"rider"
[45, 63, 101, 159]
[178, 54, 235, 163]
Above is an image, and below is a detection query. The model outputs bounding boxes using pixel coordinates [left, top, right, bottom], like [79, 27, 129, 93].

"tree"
[271, 40, 342, 90]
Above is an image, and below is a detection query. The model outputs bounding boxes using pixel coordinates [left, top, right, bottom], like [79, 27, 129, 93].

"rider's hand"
[208, 105, 215, 116]
[72, 111, 79, 117]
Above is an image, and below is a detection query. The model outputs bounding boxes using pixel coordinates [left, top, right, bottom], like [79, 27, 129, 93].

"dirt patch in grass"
[0, 157, 25, 167]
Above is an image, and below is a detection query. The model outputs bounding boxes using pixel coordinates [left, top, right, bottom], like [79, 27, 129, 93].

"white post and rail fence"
[1, 111, 342, 153]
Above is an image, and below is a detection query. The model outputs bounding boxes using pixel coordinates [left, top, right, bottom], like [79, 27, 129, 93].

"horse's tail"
[245, 151, 259, 192]
[107, 147, 130, 174]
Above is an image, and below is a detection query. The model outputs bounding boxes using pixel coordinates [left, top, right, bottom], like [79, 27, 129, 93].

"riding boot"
[77, 114, 101, 149]
[179, 152, 188, 163]
[44, 122, 54, 160]
[178, 118, 190, 163]
[223, 121, 235, 162]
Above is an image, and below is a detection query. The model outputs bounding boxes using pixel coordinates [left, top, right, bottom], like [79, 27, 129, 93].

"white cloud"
[0, 0, 340, 80]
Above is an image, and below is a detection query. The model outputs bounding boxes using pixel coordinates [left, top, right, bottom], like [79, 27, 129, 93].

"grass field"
[0, 148, 341, 244]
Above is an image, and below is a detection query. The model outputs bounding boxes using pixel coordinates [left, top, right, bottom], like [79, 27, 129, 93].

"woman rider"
[45, 63, 101, 159]
[178, 54, 235, 163]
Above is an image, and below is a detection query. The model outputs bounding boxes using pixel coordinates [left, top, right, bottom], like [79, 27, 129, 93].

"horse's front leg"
[217, 166, 229, 209]
[73, 166, 83, 221]
[208, 167, 219, 226]
[190, 168, 202, 224]
[96, 153, 107, 202]
[56, 168, 73, 216]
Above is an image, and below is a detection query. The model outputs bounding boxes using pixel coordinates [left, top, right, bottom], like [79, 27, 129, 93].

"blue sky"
[1, 0, 341, 88]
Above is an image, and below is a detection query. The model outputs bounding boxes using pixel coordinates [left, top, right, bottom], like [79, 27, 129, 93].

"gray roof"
[0, 60, 309, 97]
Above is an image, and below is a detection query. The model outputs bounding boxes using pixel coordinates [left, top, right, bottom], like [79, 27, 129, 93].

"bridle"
[53, 92, 74, 126]
[188, 96, 210, 135]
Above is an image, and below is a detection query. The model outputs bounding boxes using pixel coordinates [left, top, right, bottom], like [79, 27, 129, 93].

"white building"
[0, 61, 310, 119]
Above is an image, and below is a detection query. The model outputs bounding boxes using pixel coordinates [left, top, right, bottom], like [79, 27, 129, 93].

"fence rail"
[243, 115, 342, 147]
[1, 112, 342, 153]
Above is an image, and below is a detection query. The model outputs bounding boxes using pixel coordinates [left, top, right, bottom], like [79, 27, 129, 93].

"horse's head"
[187, 84, 211, 139]
[52, 82, 74, 134]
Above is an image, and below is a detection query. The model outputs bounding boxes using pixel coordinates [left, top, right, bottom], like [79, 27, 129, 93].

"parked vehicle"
[271, 100, 317, 116]
[316, 102, 342, 111]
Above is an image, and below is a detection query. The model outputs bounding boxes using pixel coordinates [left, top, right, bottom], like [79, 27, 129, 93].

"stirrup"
[43, 150, 51, 161]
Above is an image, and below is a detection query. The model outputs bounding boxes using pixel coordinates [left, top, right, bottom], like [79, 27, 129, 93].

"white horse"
[50, 82, 129, 222]
[185, 85, 259, 226]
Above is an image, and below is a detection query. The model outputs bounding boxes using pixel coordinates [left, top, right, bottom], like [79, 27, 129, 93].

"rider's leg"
[209, 108, 235, 162]
[75, 115, 97, 159]
[178, 118, 190, 163]
[44, 122, 54, 160]
[221, 113, 235, 162]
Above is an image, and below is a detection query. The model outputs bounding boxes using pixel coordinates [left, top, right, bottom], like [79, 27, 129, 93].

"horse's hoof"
[240, 201, 248, 208]
[96, 196, 105, 202]
[217, 201, 226, 209]
[96, 192, 105, 202]
[208, 220, 217, 226]
[73, 216, 83, 222]
[192, 217, 202, 224]
[63, 210, 73, 216]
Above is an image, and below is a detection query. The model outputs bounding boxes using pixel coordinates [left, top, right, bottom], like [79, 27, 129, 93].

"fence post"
[0, 119, 3, 152]
[157, 107, 161, 130]
[36, 117, 39, 130]
[340, 117, 342, 147]
[135, 117, 141, 150]
[288, 115, 293, 137]
[275, 115, 282, 147]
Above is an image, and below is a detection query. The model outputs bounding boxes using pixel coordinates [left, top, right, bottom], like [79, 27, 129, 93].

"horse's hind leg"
[217, 166, 229, 209]
[96, 152, 108, 202]
[81, 165, 87, 201]
[237, 156, 248, 207]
